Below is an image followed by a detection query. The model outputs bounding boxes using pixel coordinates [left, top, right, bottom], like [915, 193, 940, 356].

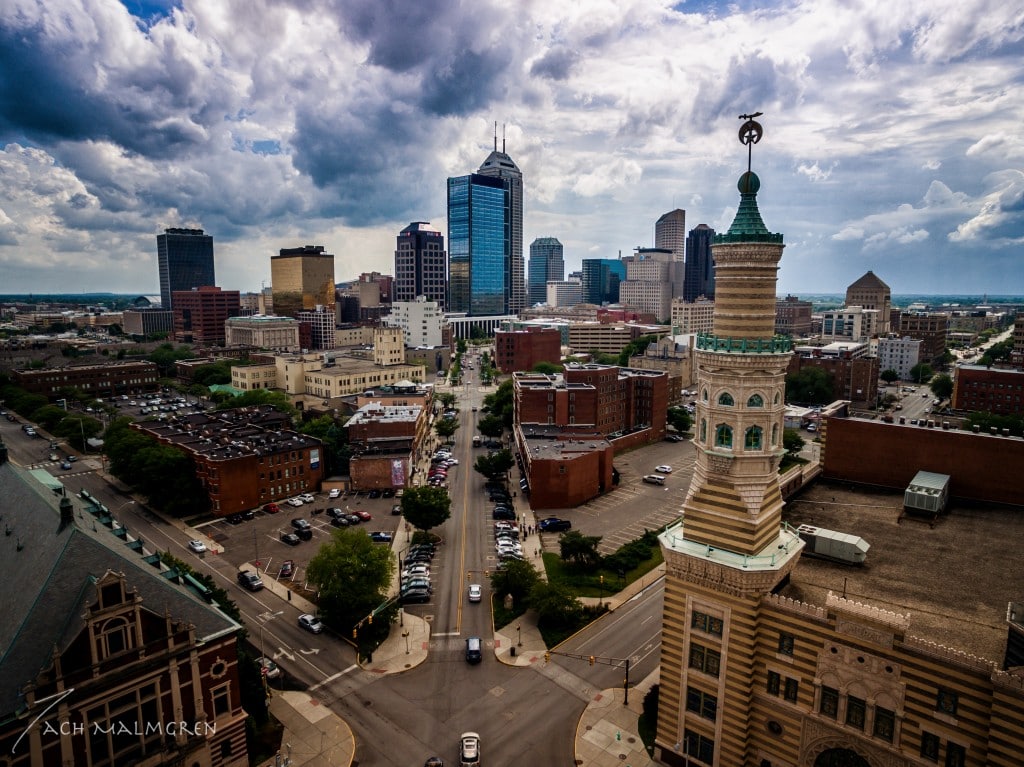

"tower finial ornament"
[738, 112, 764, 175]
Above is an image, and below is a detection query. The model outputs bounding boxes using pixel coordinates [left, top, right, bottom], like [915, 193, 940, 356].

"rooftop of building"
[521, 434, 612, 461]
[779, 479, 1024, 663]
[347, 401, 423, 426]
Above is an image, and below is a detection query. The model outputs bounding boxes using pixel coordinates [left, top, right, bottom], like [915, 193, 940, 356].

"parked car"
[368, 489, 382, 499]
[665, 434, 684, 443]
[60, 461, 72, 470]
[299, 493, 315, 503]
[298, 614, 323, 633]
[328, 488, 341, 498]
[263, 502, 281, 514]
[330, 515, 350, 528]
[400, 588, 431, 604]
[257, 656, 281, 680]
[459, 732, 481, 766]
[655, 465, 673, 474]
[237, 570, 264, 591]
[279, 560, 295, 577]
[392, 504, 403, 515]
[291, 518, 312, 531]
[227, 514, 244, 525]
[642, 474, 667, 485]
[424, 757, 444, 767]
[354, 510, 372, 521]
[280, 532, 301, 546]
[538, 517, 572, 532]
[287, 497, 304, 507]
[369, 531, 393, 543]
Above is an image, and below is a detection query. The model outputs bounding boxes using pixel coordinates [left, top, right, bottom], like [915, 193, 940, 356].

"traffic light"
[589, 655, 595, 666]
[544, 652, 551, 663]
[368, 613, 373, 625]
[352, 628, 357, 639]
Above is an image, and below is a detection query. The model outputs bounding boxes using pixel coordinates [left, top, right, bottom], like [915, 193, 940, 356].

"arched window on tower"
[771, 423, 778, 446]
[774, 391, 781, 404]
[747, 394, 764, 408]
[702, 388, 709, 402]
[700, 419, 707, 442]
[715, 424, 733, 448]
[745, 426, 763, 450]
[718, 392, 734, 406]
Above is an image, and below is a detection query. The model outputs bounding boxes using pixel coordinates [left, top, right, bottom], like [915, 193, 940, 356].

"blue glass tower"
[447, 173, 508, 316]
[683, 224, 716, 301]
[580, 258, 626, 305]
[157, 228, 215, 310]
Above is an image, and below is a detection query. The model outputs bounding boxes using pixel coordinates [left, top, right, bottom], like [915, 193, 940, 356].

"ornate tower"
[655, 116, 805, 767]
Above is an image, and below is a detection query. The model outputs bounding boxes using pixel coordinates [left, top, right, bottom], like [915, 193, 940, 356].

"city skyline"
[1, 0, 1022, 296]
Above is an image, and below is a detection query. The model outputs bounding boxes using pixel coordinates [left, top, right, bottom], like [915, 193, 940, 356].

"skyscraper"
[683, 223, 716, 301]
[476, 140, 525, 314]
[156, 228, 215, 311]
[270, 245, 336, 320]
[394, 222, 447, 310]
[580, 258, 626, 305]
[527, 237, 564, 306]
[655, 208, 686, 261]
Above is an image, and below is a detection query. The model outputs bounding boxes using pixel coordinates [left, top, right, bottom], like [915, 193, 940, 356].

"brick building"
[224, 314, 301, 351]
[172, 286, 241, 344]
[953, 364, 1024, 417]
[346, 398, 431, 490]
[494, 327, 562, 373]
[775, 294, 813, 337]
[131, 406, 324, 516]
[515, 428, 614, 510]
[790, 343, 879, 406]
[898, 311, 949, 365]
[122, 307, 174, 337]
[11, 360, 160, 399]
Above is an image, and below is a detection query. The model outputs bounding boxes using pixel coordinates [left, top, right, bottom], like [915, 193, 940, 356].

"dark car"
[392, 504, 403, 515]
[538, 517, 572, 532]
[492, 509, 516, 521]
[370, 531, 393, 543]
[227, 514, 244, 525]
[345, 513, 362, 525]
[237, 570, 264, 591]
[368, 489, 382, 499]
[382, 488, 396, 498]
[400, 589, 431, 604]
[280, 532, 301, 546]
[279, 560, 295, 577]
[665, 434, 684, 443]
[291, 518, 312, 531]
[330, 515, 350, 528]
[241, 509, 256, 521]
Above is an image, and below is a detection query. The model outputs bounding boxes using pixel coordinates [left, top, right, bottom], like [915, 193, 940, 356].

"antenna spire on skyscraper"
[494, 121, 498, 151]
[502, 122, 506, 153]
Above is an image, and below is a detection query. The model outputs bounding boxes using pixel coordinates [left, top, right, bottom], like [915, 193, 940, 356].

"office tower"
[271, 245, 336, 320]
[683, 223, 716, 301]
[655, 208, 686, 261]
[528, 237, 564, 306]
[157, 228, 215, 311]
[394, 222, 447, 310]
[619, 248, 676, 319]
[448, 134, 524, 316]
[580, 258, 626, 305]
[171, 286, 240, 344]
[447, 173, 507, 316]
[846, 270, 891, 335]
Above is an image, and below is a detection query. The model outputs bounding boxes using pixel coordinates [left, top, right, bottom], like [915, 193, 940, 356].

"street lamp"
[516, 624, 522, 647]
[402, 630, 410, 655]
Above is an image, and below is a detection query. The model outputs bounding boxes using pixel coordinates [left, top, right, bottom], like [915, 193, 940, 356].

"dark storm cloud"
[342, 0, 458, 72]
[530, 47, 581, 81]
[419, 48, 509, 116]
[690, 52, 793, 134]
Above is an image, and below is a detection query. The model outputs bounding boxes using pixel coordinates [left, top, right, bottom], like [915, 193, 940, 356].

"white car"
[460, 732, 481, 767]
[287, 497, 304, 507]
[299, 493, 315, 503]
[468, 584, 482, 603]
[444, 458, 459, 466]
[402, 565, 431, 579]
[328, 488, 341, 498]
[187, 540, 207, 554]
[655, 465, 673, 474]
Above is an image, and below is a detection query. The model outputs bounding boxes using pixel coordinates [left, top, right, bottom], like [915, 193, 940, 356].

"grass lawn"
[542, 549, 663, 598]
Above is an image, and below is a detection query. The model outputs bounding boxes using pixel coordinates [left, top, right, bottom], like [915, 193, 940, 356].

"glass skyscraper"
[394, 222, 447, 310]
[684, 224, 716, 301]
[157, 228, 215, 310]
[527, 237, 564, 306]
[447, 174, 508, 316]
[580, 258, 626, 305]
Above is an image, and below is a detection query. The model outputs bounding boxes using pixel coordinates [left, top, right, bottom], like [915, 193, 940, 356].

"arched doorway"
[814, 748, 870, 767]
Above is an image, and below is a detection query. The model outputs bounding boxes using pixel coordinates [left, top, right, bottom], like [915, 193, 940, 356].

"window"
[718, 392, 734, 406]
[767, 671, 780, 696]
[921, 732, 940, 762]
[691, 611, 723, 636]
[689, 644, 721, 677]
[212, 686, 230, 718]
[784, 677, 799, 703]
[744, 426, 763, 450]
[700, 419, 707, 441]
[686, 687, 718, 721]
[100, 617, 130, 657]
[747, 394, 764, 407]
[820, 686, 839, 719]
[715, 424, 733, 448]
[846, 696, 865, 730]
[873, 707, 895, 742]
[936, 687, 958, 716]
[777, 633, 795, 655]
[702, 388, 709, 401]
[945, 742, 966, 767]
[684, 729, 715, 765]
[771, 423, 778, 445]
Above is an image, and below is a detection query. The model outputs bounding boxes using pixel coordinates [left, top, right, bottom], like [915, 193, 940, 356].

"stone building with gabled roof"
[0, 440, 248, 767]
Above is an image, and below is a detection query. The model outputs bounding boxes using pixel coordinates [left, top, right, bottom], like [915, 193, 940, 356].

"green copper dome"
[714, 171, 784, 244]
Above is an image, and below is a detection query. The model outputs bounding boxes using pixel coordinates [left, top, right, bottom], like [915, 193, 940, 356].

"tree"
[489, 558, 540, 605]
[666, 407, 692, 434]
[53, 414, 104, 452]
[558, 530, 603, 571]
[880, 369, 899, 384]
[617, 334, 659, 367]
[473, 449, 515, 481]
[456, 338, 468, 354]
[306, 528, 394, 628]
[531, 361, 561, 375]
[437, 392, 457, 410]
[785, 367, 834, 405]
[215, 389, 296, 416]
[908, 362, 934, 384]
[783, 428, 806, 454]
[476, 413, 505, 439]
[482, 379, 514, 428]
[434, 416, 460, 443]
[191, 361, 233, 386]
[400, 485, 452, 532]
[930, 373, 953, 400]
[529, 581, 584, 629]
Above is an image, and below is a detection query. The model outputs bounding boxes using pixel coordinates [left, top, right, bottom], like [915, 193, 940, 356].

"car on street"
[279, 560, 295, 577]
[280, 532, 301, 546]
[468, 584, 482, 603]
[538, 517, 572, 532]
[328, 488, 341, 498]
[392, 504, 402, 515]
[298, 614, 323, 633]
[237, 570, 264, 591]
[655, 465, 673, 474]
[459, 732, 481, 766]
[664, 434, 684, 442]
[67, 455, 77, 462]
[61, 461, 72, 470]
[423, 757, 444, 767]
[187, 539, 207, 553]
[257, 657, 281, 680]
[642, 474, 667, 485]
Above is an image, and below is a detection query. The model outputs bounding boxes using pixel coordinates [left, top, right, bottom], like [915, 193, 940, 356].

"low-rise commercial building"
[224, 315, 301, 351]
[346, 396, 432, 490]
[11, 360, 160, 399]
[953, 364, 1024, 416]
[567, 322, 669, 356]
[495, 327, 562, 373]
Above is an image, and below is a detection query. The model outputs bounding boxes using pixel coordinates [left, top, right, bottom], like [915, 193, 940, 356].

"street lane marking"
[309, 663, 359, 690]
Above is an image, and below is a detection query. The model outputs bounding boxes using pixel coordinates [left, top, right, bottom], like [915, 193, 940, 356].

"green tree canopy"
[434, 416, 460, 443]
[880, 369, 900, 384]
[191, 361, 233, 386]
[482, 379, 514, 428]
[456, 338, 468, 354]
[473, 449, 514, 481]
[400, 485, 452, 532]
[930, 373, 953, 400]
[617, 334, 659, 367]
[979, 339, 1013, 367]
[53, 414, 104, 452]
[147, 343, 194, 376]
[531, 361, 561, 375]
[558, 530, 603, 571]
[489, 558, 541, 606]
[908, 362, 934, 384]
[437, 392, 457, 410]
[785, 367, 835, 405]
[529, 581, 585, 630]
[214, 389, 296, 417]
[306, 528, 394, 628]
[666, 407, 692, 434]
[783, 428, 806, 454]
[476, 413, 505, 439]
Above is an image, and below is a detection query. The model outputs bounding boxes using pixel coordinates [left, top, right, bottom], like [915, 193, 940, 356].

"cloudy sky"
[1, 0, 1022, 298]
